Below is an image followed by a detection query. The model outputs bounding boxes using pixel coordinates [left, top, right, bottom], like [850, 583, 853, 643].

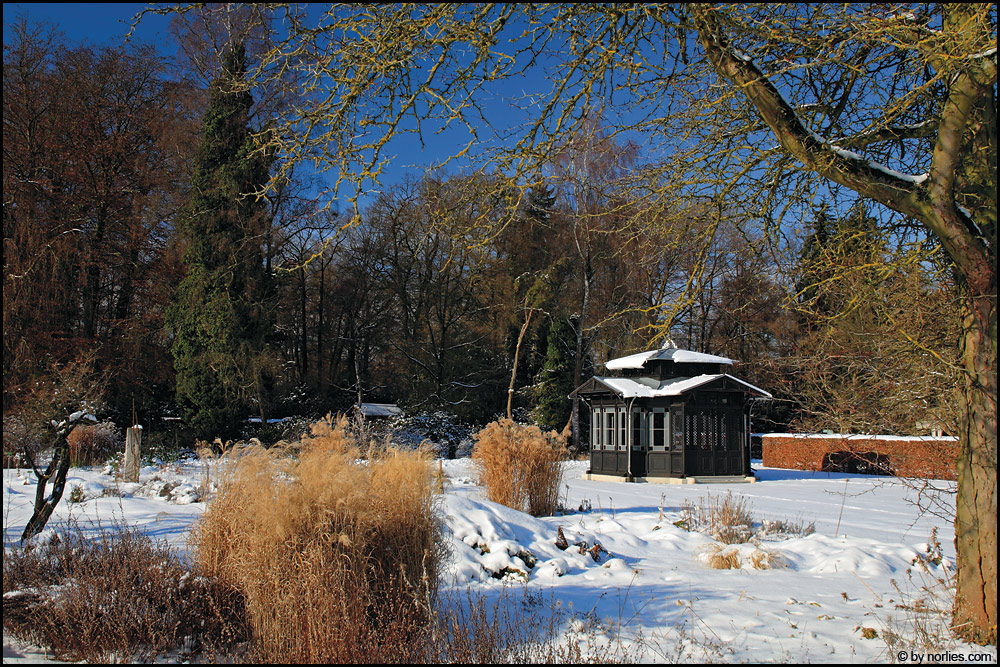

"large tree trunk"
[953, 292, 997, 644]
[690, 3, 997, 642]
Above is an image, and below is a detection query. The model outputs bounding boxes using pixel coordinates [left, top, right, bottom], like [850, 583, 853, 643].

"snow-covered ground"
[3, 457, 996, 663]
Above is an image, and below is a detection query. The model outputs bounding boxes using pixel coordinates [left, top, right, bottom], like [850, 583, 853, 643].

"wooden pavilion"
[570, 341, 770, 483]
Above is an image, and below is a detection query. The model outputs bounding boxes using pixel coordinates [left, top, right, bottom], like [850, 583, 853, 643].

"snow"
[804, 126, 930, 184]
[592, 374, 771, 398]
[605, 347, 734, 370]
[764, 432, 958, 442]
[3, 457, 995, 663]
[358, 402, 404, 417]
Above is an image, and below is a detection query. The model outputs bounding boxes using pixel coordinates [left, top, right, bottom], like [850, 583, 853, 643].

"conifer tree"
[532, 316, 587, 433]
[167, 42, 273, 439]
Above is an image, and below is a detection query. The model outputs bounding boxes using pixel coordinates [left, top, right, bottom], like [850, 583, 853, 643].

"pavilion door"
[685, 407, 744, 476]
[629, 409, 646, 477]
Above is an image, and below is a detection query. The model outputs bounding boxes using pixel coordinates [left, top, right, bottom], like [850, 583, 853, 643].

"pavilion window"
[650, 410, 667, 450]
[631, 410, 644, 450]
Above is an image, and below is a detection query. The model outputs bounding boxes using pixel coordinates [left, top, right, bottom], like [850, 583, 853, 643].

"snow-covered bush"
[387, 410, 474, 458]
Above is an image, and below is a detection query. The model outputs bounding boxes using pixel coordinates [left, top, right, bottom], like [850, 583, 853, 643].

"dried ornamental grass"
[678, 491, 815, 546]
[67, 422, 119, 467]
[472, 419, 566, 517]
[701, 543, 786, 570]
[190, 414, 443, 663]
[679, 491, 756, 545]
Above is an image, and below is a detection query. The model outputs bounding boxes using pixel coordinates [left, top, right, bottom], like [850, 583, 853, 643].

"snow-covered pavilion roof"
[583, 374, 771, 399]
[605, 347, 733, 371]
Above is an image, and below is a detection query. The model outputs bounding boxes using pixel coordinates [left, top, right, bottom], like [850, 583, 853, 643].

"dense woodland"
[3, 16, 963, 443]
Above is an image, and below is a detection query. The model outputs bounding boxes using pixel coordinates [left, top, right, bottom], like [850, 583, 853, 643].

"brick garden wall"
[761, 433, 958, 480]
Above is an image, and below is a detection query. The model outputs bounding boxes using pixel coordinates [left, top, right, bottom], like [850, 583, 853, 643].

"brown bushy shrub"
[67, 422, 119, 467]
[190, 414, 442, 663]
[2, 524, 246, 663]
[473, 419, 566, 517]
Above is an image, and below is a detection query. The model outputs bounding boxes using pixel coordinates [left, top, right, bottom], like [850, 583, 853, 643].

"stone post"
[124, 425, 142, 483]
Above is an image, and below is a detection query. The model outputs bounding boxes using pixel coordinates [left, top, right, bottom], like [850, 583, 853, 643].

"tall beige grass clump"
[190, 415, 442, 663]
[473, 419, 566, 517]
[67, 422, 118, 467]
[680, 491, 756, 545]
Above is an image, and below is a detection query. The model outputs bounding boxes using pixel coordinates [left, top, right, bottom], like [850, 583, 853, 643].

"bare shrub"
[875, 528, 971, 657]
[472, 419, 566, 517]
[2, 416, 37, 468]
[2, 523, 246, 663]
[679, 492, 756, 544]
[678, 492, 814, 545]
[190, 414, 443, 663]
[67, 422, 119, 467]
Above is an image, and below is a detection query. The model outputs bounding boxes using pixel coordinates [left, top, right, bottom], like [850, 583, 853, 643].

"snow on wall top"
[761, 433, 958, 442]
[605, 347, 734, 370]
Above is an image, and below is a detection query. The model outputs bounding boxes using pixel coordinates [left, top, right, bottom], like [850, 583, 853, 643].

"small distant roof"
[358, 403, 403, 417]
[605, 346, 733, 371]
[577, 374, 771, 399]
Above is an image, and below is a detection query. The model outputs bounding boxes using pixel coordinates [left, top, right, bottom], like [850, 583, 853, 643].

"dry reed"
[190, 414, 443, 663]
[67, 423, 118, 467]
[679, 492, 757, 545]
[472, 419, 566, 517]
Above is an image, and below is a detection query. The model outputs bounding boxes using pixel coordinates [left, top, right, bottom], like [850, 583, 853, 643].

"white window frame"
[649, 408, 668, 451]
[607, 408, 617, 451]
[616, 407, 628, 451]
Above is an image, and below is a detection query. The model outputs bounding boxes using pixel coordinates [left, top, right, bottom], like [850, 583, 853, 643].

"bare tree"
[687, 4, 994, 641]
[16, 355, 106, 542]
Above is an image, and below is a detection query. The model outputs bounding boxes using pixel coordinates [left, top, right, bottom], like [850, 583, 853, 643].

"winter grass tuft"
[472, 418, 566, 517]
[679, 491, 815, 545]
[701, 543, 786, 570]
[190, 414, 443, 663]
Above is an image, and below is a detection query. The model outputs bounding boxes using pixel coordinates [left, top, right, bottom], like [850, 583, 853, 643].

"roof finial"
[660, 337, 677, 350]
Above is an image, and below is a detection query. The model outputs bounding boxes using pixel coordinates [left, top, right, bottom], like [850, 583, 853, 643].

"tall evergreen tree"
[532, 316, 587, 433]
[167, 43, 273, 439]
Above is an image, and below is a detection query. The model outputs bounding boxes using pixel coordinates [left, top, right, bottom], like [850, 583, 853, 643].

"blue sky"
[1, 4, 694, 210]
[1, 3, 485, 206]
[2, 3, 172, 50]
